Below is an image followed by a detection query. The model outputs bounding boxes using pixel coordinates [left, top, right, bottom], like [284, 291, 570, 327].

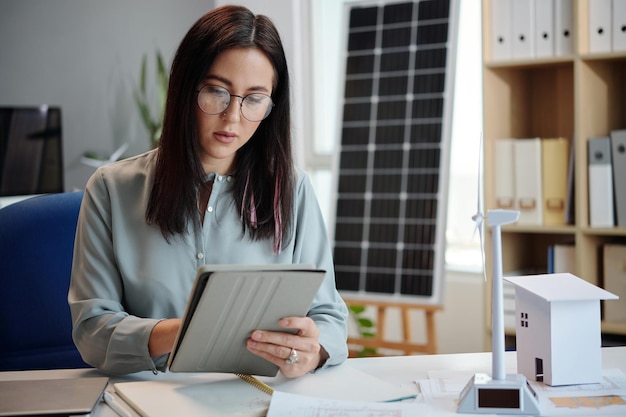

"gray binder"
[167, 264, 324, 377]
[588, 137, 615, 227]
[610, 130, 626, 227]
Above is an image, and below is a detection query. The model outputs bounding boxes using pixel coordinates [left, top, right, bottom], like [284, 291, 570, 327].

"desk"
[1, 347, 624, 416]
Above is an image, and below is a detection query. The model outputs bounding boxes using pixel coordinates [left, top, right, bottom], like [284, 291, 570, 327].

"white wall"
[0, 0, 215, 191]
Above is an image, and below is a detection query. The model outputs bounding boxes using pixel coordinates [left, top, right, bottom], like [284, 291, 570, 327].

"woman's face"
[195, 47, 275, 175]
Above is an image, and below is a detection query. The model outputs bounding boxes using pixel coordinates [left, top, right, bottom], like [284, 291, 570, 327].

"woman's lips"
[214, 131, 236, 144]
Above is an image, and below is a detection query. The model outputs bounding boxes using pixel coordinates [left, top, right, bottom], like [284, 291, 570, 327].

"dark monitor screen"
[0, 106, 63, 196]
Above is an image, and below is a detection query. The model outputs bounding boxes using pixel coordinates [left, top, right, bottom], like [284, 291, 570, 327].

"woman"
[68, 5, 348, 377]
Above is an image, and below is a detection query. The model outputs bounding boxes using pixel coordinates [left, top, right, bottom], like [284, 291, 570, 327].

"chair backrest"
[0, 191, 89, 370]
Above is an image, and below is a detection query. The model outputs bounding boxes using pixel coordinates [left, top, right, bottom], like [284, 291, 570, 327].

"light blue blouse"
[68, 149, 348, 375]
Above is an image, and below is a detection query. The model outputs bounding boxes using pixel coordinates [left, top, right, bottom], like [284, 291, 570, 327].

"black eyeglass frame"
[196, 85, 275, 122]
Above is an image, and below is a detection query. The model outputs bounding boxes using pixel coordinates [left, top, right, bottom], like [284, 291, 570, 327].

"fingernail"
[252, 331, 262, 340]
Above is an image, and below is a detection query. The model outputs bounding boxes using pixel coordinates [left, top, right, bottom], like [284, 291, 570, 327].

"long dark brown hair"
[146, 5, 294, 253]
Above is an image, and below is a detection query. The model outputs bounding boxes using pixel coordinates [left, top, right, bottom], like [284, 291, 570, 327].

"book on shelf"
[547, 243, 575, 274]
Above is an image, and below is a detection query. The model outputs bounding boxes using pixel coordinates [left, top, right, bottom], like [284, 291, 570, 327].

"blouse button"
[196, 253, 204, 260]
[207, 206, 214, 213]
[217, 175, 223, 182]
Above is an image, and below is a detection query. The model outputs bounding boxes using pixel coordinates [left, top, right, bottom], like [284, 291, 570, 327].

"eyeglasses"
[196, 85, 274, 122]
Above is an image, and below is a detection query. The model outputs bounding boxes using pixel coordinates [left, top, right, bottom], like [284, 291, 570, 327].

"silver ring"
[285, 348, 298, 365]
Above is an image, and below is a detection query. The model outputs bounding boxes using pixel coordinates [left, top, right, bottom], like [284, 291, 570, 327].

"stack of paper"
[114, 364, 417, 417]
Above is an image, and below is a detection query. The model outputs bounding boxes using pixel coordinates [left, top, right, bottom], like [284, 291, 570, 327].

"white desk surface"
[1, 347, 624, 416]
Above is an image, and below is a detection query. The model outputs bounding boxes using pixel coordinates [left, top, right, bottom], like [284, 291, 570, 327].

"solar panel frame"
[331, 0, 459, 305]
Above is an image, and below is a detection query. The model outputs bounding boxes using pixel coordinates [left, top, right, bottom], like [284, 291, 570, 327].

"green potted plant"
[134, 51, 168, 148]
[349, 305, 378, 357]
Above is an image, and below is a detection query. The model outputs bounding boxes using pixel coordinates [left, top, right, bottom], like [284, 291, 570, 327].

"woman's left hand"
[246, 316, 323, 378]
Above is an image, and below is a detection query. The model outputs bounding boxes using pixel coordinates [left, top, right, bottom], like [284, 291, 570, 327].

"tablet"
[167, 264, 325, 376]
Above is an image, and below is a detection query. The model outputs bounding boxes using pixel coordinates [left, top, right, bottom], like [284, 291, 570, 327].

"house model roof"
[504, 273, 618, 302]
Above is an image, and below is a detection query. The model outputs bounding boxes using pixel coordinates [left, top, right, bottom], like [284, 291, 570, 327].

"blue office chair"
[0, 192, 90, 370]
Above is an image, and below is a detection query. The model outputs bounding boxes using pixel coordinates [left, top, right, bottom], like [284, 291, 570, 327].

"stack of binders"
[589, 0, 626, 53]
[490, 0, 626, 61]
[490, 0, 575, 61]
[493, 137, 571, 226]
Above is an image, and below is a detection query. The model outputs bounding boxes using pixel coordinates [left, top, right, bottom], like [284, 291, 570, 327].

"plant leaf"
[349, 305, 366, 314]
[134, 92, 152, 131]
[139, 54, 147, 94]
[358, 318, 374, 328]
[156, 51, 168, 118]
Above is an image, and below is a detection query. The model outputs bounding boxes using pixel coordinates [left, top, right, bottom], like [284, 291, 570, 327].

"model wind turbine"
[457, 136, 541, 415]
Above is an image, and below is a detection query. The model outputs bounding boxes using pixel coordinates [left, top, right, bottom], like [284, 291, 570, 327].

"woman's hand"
[246, 316, 326, 378]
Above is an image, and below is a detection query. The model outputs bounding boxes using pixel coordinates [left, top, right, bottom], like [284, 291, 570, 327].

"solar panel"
[332, 0, 458, 304]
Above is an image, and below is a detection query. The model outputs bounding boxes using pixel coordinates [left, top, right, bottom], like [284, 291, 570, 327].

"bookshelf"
[481, 0, 626, 347]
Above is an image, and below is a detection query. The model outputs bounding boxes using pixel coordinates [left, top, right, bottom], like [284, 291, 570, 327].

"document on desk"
[266, 391, 428, 417]
[114, 363, 417, 417]
[528, 368, 626, 416]
[415, 368, 626, 417]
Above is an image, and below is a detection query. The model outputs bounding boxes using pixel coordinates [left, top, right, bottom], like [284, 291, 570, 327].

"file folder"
[542, 137, 570, 226]
[603, 244, 626, 322]
[491, 0, 513, 61]
[610, 129, 626, 227]
[588, 137, 615, 227]
[514, 138, 543, 225]
[554, 0, 574, 56]
[589, 0, 612, 53]
[535, 0, 554, 58]
[494, 138, 516, 210]
[512, 0, 535, 59]
[613, 0, 626, 51]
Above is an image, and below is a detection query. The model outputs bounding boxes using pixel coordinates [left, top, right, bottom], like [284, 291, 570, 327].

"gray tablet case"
[167, 264, 325, 376]
[0, 377, 108, 416]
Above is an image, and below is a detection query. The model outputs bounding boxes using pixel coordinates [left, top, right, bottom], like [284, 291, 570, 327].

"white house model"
[503, 273, 618, 386]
